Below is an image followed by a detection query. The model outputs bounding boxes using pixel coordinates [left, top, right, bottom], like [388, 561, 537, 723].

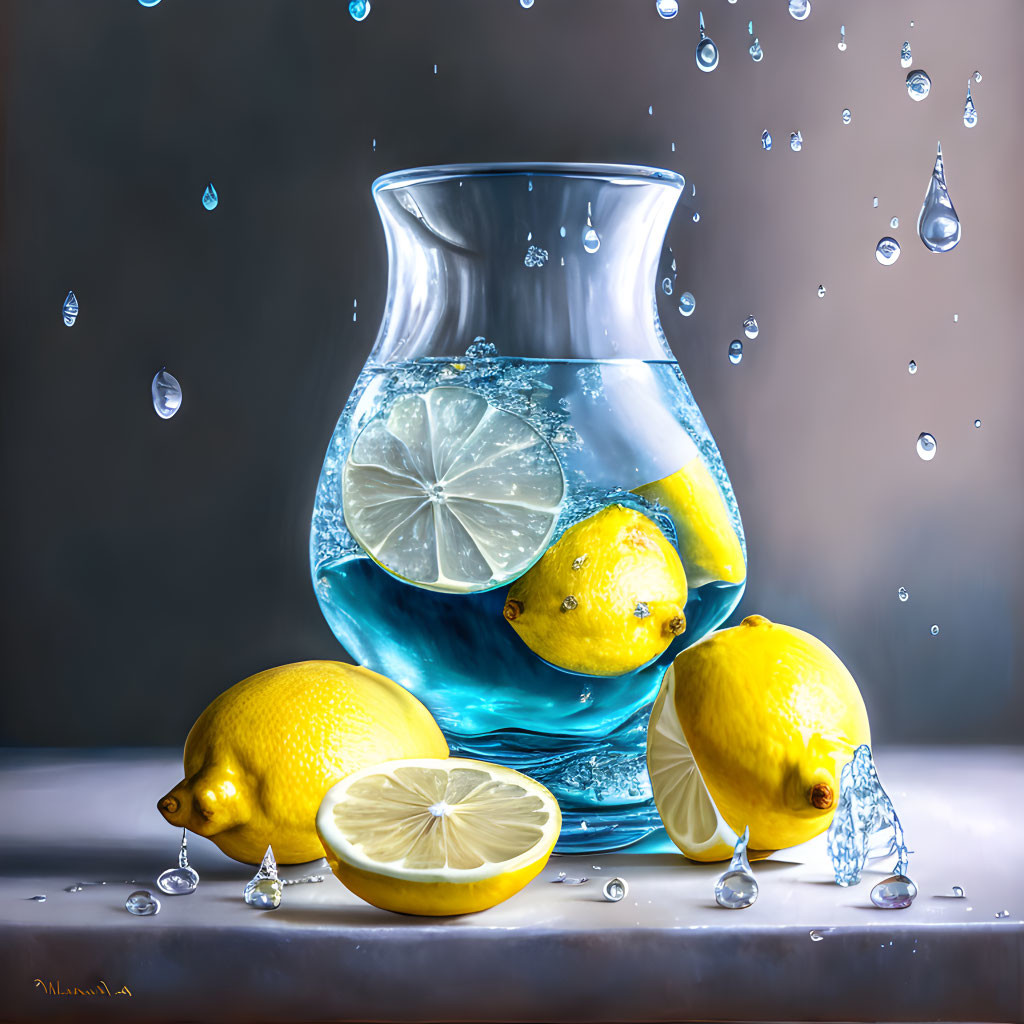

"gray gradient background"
[1, 0, 1021, 746]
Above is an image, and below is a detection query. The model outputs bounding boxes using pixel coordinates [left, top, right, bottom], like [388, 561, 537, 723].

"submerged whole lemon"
[157, 661, 449, 864]
[503, 504, 688, 676]
[648, 615, 870, 860]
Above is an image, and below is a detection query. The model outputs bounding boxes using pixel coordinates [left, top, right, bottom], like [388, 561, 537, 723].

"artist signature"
[33, 978, 132, 997]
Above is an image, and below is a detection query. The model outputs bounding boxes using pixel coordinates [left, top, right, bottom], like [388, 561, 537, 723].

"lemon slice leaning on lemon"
[316, 757, 561, 916]
[343, 386, 565, 593]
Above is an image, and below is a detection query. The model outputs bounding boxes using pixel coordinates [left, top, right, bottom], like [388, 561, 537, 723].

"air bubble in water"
[62, 290, 79, 327]
[656, 0, 679, 18]
[349, 0, 371, 20]
[125, 890, 161, 916]
[906, 70, 931, 101]
[678, 292, 696, 316]
[918, 142, 961, 253]
[790, 130, 803, 152]
[916, 432, 937, 460]
[963, 82, 978, 128]
[202, 182, 218, 210]
[743, 316, 758, 339]
[728, 340, 743, 365]
[152, 369, 182, 420]
[875, 237, 901, 266]
[789, 0, 811, 21]
[761, 130, 772, 151]
[898, 587, 909, 601]
[695, 11, 719, 72]
[842, 108, 851, 125]
[900, 41, 912, 68]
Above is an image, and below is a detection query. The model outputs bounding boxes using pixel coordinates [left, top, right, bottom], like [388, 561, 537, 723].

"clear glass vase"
[310, 163, 745, 852]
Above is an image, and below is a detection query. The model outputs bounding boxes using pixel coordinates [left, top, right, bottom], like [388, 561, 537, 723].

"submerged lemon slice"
[343, 387, 564, 593]
[316, 757, 561, 916]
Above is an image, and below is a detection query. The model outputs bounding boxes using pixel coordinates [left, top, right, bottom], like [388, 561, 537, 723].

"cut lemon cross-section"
[316, 757, 561, 916]
[342, 386, 565, 593]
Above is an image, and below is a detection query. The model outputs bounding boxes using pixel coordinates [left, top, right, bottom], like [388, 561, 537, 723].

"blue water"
[311, 356, 745, 851]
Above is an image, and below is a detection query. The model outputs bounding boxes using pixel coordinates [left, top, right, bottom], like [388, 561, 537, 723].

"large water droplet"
[152, 369, 182, 420]
[789, 0, 811, 20]
[963, 82, 978, 128]
[157, 830, 200, 895]
[908, 360, 917, 374]
[898, 586, 909, 601]
[603, 877, 628, 901]
[870, 874, 918, 909]
[918, 143, 961, 253]
[742, 315, 759, 339]
[875, 237, 901, 266]
[900, 41, 912, 68]
[715, 827, 758, 908]
[125, 890, 161, 916]
[678, 291, 696, 316]
[906, 70, 932, 101]
[349, 0, 371, 20]
[761, 130, 772, 151]
[201, 182, 218, 211]
[656, 0, 678, 19]
[790, 130, 803, 152]
[62, 290, 79, 327]
[695, 11, 719, 72]
[916, 431, 937, 460]
[728, 340, 744, 365]
[244, 846, 283, 909]
[842, 108, 852, 125]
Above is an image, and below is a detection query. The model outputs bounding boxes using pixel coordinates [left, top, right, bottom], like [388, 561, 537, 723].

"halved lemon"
[316, 757, 561, 916]
[342, 386, 565, 593]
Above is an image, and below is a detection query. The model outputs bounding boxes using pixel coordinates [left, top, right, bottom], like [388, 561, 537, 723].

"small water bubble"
[244, 846, 283, 909]
[930, 624, 940, 636]
[963, 82, 978, 128]
[908, 360, 917, 374]
[790, 130, 803, 152]
[817, 284, 826, 298]
[152, 369, 182, 420]
[603, 877, 628, 902]
[918, 143, 961, 252]
[906, 70, 932, 101]
[995, 909, 1010, 918]
[201, 182, 218, 211]
[742, 315, 759, 339]
[728, 340, 743, 365]
[900, 41, 912, 68]
[26, 895, 47, 902]
[973, 70, 982, 83]
[916, 432, 937, 460]
[348, 0, 371, 20]
[656, 0, 679, 19]
[678, 292, 696, 316]
[524, 245, 549, 268]
[952, 885, 965, 897]
[789, 0, 811, 21]
[695, 11, 719, 72]
[761, 130, 772, 151]
[125, 890, 161, 916]
[561, 595, 579, 612]
[842, 108, 852, 125]
[875, 237, 901, 266]
[157, 830, 200, 895]
[898, 586, 909, 601]
[715, 828, 758, 909]
[870, 874, 918, 909]
[62, 290, 78, 327]
[974, 419, 982, 428]
[837, 25, 846, 51]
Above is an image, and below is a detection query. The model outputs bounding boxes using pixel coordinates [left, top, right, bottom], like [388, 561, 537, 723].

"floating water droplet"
[906, 70, 932, 101]
[837, 25, 846, 51]
[918, 143, 961, 252]
[963, 81, 978, 128]
[875, 237, 901, 266]
[603, 877, 628, 902]
[952, 885, 965, 897]
[761, 130, 773, 151]
[551, 871, 589, 885]
[26, 895, 46, 902]
[244, 846, 283, 909]
[890, 216, 899, 228]
[695, 11, 719, 72]
[648, 104, 654, 116]
[728, 340, 744, 365]
[900, 41, 912, 68]
[790, 130, 803, 152]
[661, 277, 673, 295]
[678, 291, 696, 316]
[692, 211, 700, 223]
[349, 0, 371, 20]
[916, 432, 936, 460]
[581, 225, 601, 254]
[715, 827, 759, 909]
[908, 360, 917, 374]
[873, 196, 879, 208]
[930, 624, 940, 635]
[749, 37, 763, 62]
[201, 182, 218, 211]
[62, 290, 79, 327]
[125, 890, 161, 916]
[742, 315, 759, 339]
[898, 586, 909, 601]
[559, 225, 567, 238]
[157, 830, 200, 895]
[870, 874, 918, 909]
[973, 70, 982, 83]
[995, 909, 1010, 918]
[842, 108, 852, 125]
[817, 284, 826, 297]
[152, 369, 182, 420]
[656, 0, 679, 19]
[789, 0, 811, 20]
[974, 419, 982, 428]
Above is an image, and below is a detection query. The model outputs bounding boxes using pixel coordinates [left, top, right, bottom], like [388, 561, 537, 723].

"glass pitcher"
[310, 163, 745, 852]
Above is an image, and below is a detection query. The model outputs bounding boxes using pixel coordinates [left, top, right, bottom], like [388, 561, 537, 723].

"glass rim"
[372, 162, 686, 194]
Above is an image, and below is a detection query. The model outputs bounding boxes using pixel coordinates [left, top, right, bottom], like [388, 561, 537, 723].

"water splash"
[728, 340, 743, 365]
[742, 315, 758, 340]
[916, 432, 937, 460]
[349, 0, 371, 21]
[714, 827, 758, 908]
[900, 41, 912, 68]
[201, 182, 218, 211]
[524, 245, 549, 268]
[790, 130, 803, 152]
[125, 890, 161, 916]
[875, 237, 901, 266]
[602, 877, 628, 901]
[152, 369, 183, 420]
[678, 291, 696, 316]
[244, 846, 283, 909]
[695, 11, 719, 73]
[963, 81, 978, 128]
[156, 830, 200, 895]
[837, 25, 846, 51]
[918, 143, 961, 252]
[906, 70, 932, 101]
[62, 290, 79, 327]
[656, 0, 679, 19]
[761, 130, 772, 151]
[789, 0, 811, 21]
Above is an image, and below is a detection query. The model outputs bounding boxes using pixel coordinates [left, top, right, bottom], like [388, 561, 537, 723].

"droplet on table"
[789, 0, 811, 21]
[201, 182, 218, 211]
[918, 143, 961, 252]
[906, 70, 932, 102]
[870, 874, 918, 909]
[743, 316, 759, 340]
[678, 292, 695, 316]
[761, 130, 772, 151]
[656, 0, 679, 19]
[908, 360, 917, 374]
[875, 237, 901, 266]
[728, 340, 743, 365]
[917, 432, 937, 460]
[125, 890, 161, 916]
[602, 877, 628, 902]
[551, 871, 589, 885]
[244, 845, 283, 909]
[952, 885, 965, 897]
[695, 11, 719, 72]
[349, 0, 371, 21]
[715, 827, 758, 909]
[157, 829, 200, 895]
[817, 284, 826, 298]
[152, 369, 182, 420]
[898, 586, 909, 601]
[26, 895, 46, 902]
[790, 130, 803, 152]
[900, 41, 912, 68]
[963, 81, 978, 128]
[930, 624, 940, 636]
[62, 290, 79, 327]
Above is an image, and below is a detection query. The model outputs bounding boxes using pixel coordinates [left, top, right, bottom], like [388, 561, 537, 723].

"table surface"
[0, 747, 1021, 1024]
